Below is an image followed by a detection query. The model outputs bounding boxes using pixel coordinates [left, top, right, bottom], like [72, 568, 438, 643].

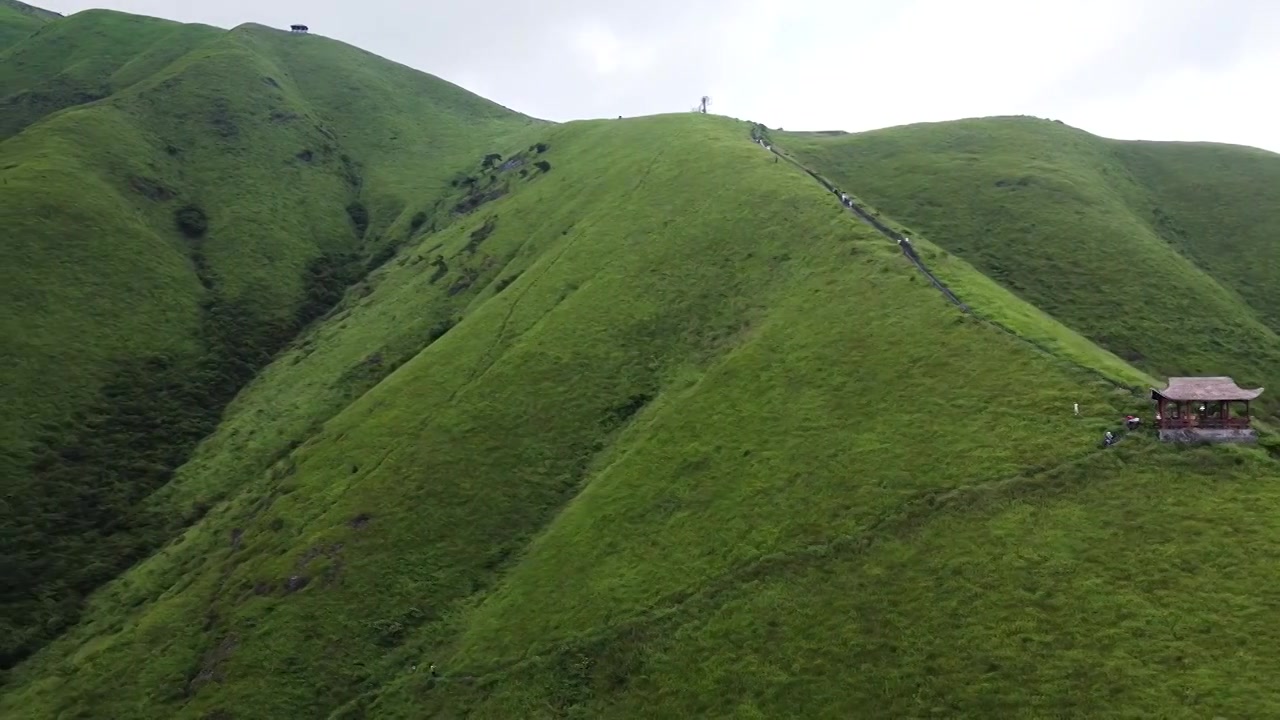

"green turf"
[0, 0, 56, 52]
[776, 117, 1280, 419]
[1113, 140, 1280, 331]
[0, 9, 536, 667]
[6, 108, 1280, 719]
[389, 444, 1280, 720]
[4, 11, 1280, 720]
[0, 10, 220, 139]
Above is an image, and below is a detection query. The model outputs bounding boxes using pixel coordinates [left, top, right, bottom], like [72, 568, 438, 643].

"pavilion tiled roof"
[1152, 376, 1264, 402]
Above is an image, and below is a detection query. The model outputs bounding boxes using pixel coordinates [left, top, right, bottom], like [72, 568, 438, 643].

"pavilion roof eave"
[1151, 376, 1264, 402]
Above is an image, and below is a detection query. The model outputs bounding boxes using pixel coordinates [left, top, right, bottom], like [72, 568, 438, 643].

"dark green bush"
[427, 318, 456, 343]
[175, 204, 208, 239]
[464, 217, 497, 254]
[346, 202, 369, 236]
[428, 256, 448, 284]
[366, 242, 399, 272]
[534, 160, 551, 173]
[494, 274, 519, 293]
[296, 251, 362, 328]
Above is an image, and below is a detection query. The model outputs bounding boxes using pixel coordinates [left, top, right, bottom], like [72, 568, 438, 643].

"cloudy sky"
[39, 0, 1280, 152]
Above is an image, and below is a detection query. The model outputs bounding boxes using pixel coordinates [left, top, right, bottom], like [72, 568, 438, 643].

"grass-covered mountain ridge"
[2, 6, 1279, 719]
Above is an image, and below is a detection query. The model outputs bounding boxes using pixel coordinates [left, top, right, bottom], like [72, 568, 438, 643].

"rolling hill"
[777, 118, 1280, 420]
[0, 0, 58, 51]
[3, 7, 1280, 720]
[0, 8, 539, 669]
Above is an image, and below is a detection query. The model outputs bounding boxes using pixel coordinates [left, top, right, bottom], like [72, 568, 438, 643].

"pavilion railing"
[1157, 416, 1251, 430]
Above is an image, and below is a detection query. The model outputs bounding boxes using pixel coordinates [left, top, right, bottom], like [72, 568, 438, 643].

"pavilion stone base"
[1158, 428, 1258, 444]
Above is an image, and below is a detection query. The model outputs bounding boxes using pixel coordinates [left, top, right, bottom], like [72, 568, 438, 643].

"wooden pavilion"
[1151, 376, 1263, 443]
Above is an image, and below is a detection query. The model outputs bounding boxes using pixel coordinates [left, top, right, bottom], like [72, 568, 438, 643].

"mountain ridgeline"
[0, 1, 58, 51]
[3, 7, 1280, 720]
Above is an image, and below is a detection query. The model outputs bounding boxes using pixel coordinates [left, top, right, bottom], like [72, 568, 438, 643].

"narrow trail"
[416, 437, 1150, 692]
[752, 134, 1142, 394]
[762, 139, 970, 312]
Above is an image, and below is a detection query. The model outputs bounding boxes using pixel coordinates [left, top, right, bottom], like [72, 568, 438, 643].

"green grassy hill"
[0, 8, 538, 668]
[4, 107, 1280, 718]
[0, 0, 57, 51]
[4, 11, 1280, 720]
[777, 117, 1280, 420]
[0, 10, 220, 139]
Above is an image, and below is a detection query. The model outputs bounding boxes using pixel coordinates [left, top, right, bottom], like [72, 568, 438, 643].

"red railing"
[1157, 416, 1251, 430]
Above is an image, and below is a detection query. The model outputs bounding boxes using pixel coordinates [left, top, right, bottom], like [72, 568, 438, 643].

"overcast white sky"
[37, 0, 1280, 152]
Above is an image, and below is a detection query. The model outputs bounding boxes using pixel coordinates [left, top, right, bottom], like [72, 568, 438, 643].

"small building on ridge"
[1152, 376, 1263, 443]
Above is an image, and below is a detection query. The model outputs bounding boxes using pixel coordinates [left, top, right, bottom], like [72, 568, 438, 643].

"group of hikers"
[755, 137, 779, 162]
[1103, 415, 1143, 447]
[1080, 402, 1143, 446]
[832, 188, 916, 253]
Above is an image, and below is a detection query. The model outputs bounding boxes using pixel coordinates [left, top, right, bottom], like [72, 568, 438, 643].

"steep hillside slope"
[777, 117, 1280, 419]
[0, 10, 219, 139]
[0, 10, 538, 667]
[1114, 140, 1280, 330]
[6, 112, 1280, 720]
[0, 0, 57, 51]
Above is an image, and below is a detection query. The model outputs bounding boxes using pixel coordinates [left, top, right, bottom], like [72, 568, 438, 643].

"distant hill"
[0, 0, 59, 50]
[1, 0, 58, 20]
[4, 10, 1280, 720]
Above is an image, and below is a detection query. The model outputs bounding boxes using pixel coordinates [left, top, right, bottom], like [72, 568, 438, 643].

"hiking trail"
[750, 132, 1143, 396]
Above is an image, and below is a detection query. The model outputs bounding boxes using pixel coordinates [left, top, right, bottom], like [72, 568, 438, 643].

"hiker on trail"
[1104, 431, 1115, 446]
[1125, 415, 1140, 430]
[1074, 402, 1079, 416]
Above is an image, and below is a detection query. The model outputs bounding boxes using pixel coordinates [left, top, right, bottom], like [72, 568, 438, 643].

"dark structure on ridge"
[290, 24, 309, 34]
